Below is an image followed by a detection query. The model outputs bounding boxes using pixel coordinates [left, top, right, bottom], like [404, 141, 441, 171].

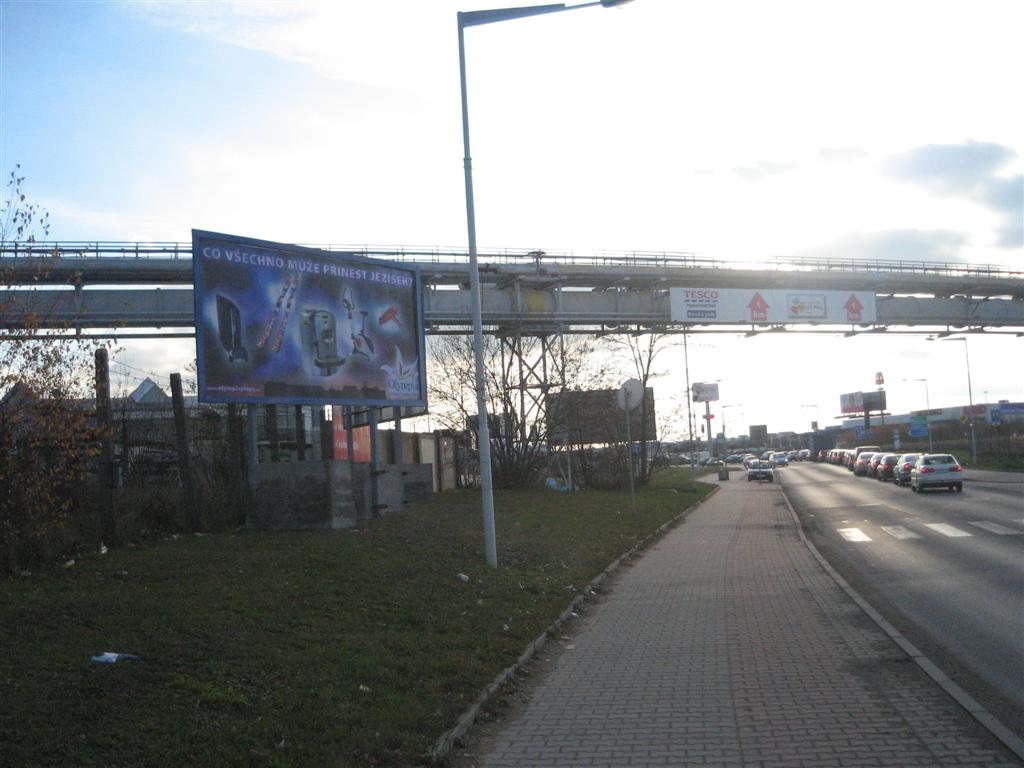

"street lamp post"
[457, 1, 634, 567]
[721, 404, 742, 448]
[936, 337, 976, 464]
[903, 378, 932, 452]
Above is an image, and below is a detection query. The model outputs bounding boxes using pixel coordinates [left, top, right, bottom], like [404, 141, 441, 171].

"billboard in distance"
[840, 391, 864, 414]
[193, 231, 426, 407]
[862, 390, 886, 412]
[749, 424, 768, 446]
[691, 382, 720, 402]
[546, 388, 656, 445]
[840, 390, 886, 414]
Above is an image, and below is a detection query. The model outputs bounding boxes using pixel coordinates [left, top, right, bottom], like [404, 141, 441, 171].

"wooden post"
[369, 408, 381, 516]
[246, 404, 259, 488]
[266, 404, 280, 462]
[226, 403, 242, 493]
[294, 405, 306, 461]
[345, 406, 355, 472]
[94, 349, 116, 543]
[170, 373, 201, 531]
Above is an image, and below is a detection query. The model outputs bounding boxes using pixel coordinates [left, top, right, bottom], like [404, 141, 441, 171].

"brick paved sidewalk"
[459, 478, 1022, 767]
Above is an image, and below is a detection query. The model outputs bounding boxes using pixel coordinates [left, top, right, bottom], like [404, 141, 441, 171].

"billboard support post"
[369, 408, 380, 516]
[393, 407, 403, 464]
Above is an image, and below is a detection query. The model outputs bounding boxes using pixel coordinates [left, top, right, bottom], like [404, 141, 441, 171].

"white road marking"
[880, 526, 922, 540]
[968, 521, 1024, 536]
[838, 528, 872, 542]
[924, 523, 973, 538]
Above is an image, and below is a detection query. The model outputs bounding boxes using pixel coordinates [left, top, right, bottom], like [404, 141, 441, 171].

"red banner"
[332, 411, 372, 462]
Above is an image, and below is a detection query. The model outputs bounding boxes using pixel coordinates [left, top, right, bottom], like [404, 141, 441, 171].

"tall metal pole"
[962, 340, 977, 464]
[458, 19, 497, 567]
[682, 331, 696, 489]
[923, 380, 933, 452]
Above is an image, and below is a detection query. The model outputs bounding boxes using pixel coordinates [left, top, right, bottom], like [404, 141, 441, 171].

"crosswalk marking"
[838, 528, 872, 542]
[836, 521, 1022, 543]
[880, 526, 922, 540]
[968, 521, 1024, 536]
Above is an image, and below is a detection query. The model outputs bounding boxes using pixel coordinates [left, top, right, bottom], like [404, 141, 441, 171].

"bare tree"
[427, 332, 602, 488]
[0, 167, 107, 572]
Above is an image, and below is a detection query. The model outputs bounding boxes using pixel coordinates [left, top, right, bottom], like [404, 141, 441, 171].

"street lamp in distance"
[902, 378, 933, 452]
[931, 337, 977, 464]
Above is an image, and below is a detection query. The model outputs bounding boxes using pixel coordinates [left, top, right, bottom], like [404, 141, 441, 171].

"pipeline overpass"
[1, 242, 1023, 338]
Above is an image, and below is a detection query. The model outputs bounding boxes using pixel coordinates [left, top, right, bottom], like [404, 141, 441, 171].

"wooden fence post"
[266, 404, 280, 462]
[295, 405, 306, 461]
[170, 373, 201, 531]
[94, 349, 116, 544]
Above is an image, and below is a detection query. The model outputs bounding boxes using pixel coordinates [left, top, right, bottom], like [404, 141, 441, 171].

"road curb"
[430, 483, 719, 765]
[778, 478, 1024, 763]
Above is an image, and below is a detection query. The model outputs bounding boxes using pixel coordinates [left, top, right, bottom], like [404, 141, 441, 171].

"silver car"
[910, 454, 964, 493]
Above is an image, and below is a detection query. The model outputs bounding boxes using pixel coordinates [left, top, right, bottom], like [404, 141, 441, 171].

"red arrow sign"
[844, 293, 864, 321]
[748, 292, 769, 322]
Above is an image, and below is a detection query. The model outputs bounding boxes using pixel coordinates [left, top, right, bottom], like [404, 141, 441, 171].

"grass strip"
[0, 468, 710, 767]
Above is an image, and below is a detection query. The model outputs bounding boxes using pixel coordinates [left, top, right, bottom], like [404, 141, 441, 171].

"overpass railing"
[1, 241, 1021, 280]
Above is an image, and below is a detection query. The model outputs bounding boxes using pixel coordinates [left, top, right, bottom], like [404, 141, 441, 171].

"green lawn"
[0, 473, 711, 767]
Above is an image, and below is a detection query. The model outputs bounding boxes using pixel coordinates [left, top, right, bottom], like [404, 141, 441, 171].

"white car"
[910, 454, 964, 493]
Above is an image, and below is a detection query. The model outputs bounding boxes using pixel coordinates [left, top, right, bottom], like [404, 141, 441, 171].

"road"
[778, 461, 1024, 737]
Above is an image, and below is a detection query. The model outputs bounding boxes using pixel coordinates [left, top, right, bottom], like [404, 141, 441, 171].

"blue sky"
[2, 0, 1022, 434]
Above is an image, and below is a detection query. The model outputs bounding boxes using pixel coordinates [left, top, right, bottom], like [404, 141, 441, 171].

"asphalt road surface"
[779, 461, 1024, 738]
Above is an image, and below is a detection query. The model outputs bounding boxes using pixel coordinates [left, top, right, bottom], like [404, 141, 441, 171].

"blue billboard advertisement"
[192, 230, 426, 407]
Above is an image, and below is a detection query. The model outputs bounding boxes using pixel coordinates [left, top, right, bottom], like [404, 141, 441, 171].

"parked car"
[875, 454, 900, 481]
[746, 460, 775, 483]
[816, 450, 828, 462]
[867, 453, 886, 477]
[853, 452, 878, 476]
[911, 454, 964, 493]
[894, 453, 924, 486]
[797, 449, 811, 461]
[726, 455, 743, 464]
[771, 452, 789, 467]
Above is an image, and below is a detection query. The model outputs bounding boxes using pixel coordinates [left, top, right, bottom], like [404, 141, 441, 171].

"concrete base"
[246, 461, 432, 529]
[374, 464, 434, 515]
[247, 461, 364, 530]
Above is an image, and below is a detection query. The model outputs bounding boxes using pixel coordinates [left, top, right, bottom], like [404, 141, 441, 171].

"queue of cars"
[822, 446, 964, 493]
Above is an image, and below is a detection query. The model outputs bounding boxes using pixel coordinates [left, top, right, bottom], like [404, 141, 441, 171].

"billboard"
[749, 424, 768, 446]
[691, 382, 720, 402]
[193, 231, 426, 407]
[669, 288, 876, 324]
[546, 388, 657, 445]
[840, 391, 864, 414]
[862, 390, 886, 412]
[840, 390, 886, 414]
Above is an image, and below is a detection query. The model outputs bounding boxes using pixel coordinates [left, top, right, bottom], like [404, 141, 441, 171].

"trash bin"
[718, 467, 729, 481]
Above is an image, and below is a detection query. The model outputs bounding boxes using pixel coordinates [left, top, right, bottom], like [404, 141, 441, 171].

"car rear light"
[919, 467, 934, 473]
[902, 463, 912, 470]
[950, 466, 962, 472]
